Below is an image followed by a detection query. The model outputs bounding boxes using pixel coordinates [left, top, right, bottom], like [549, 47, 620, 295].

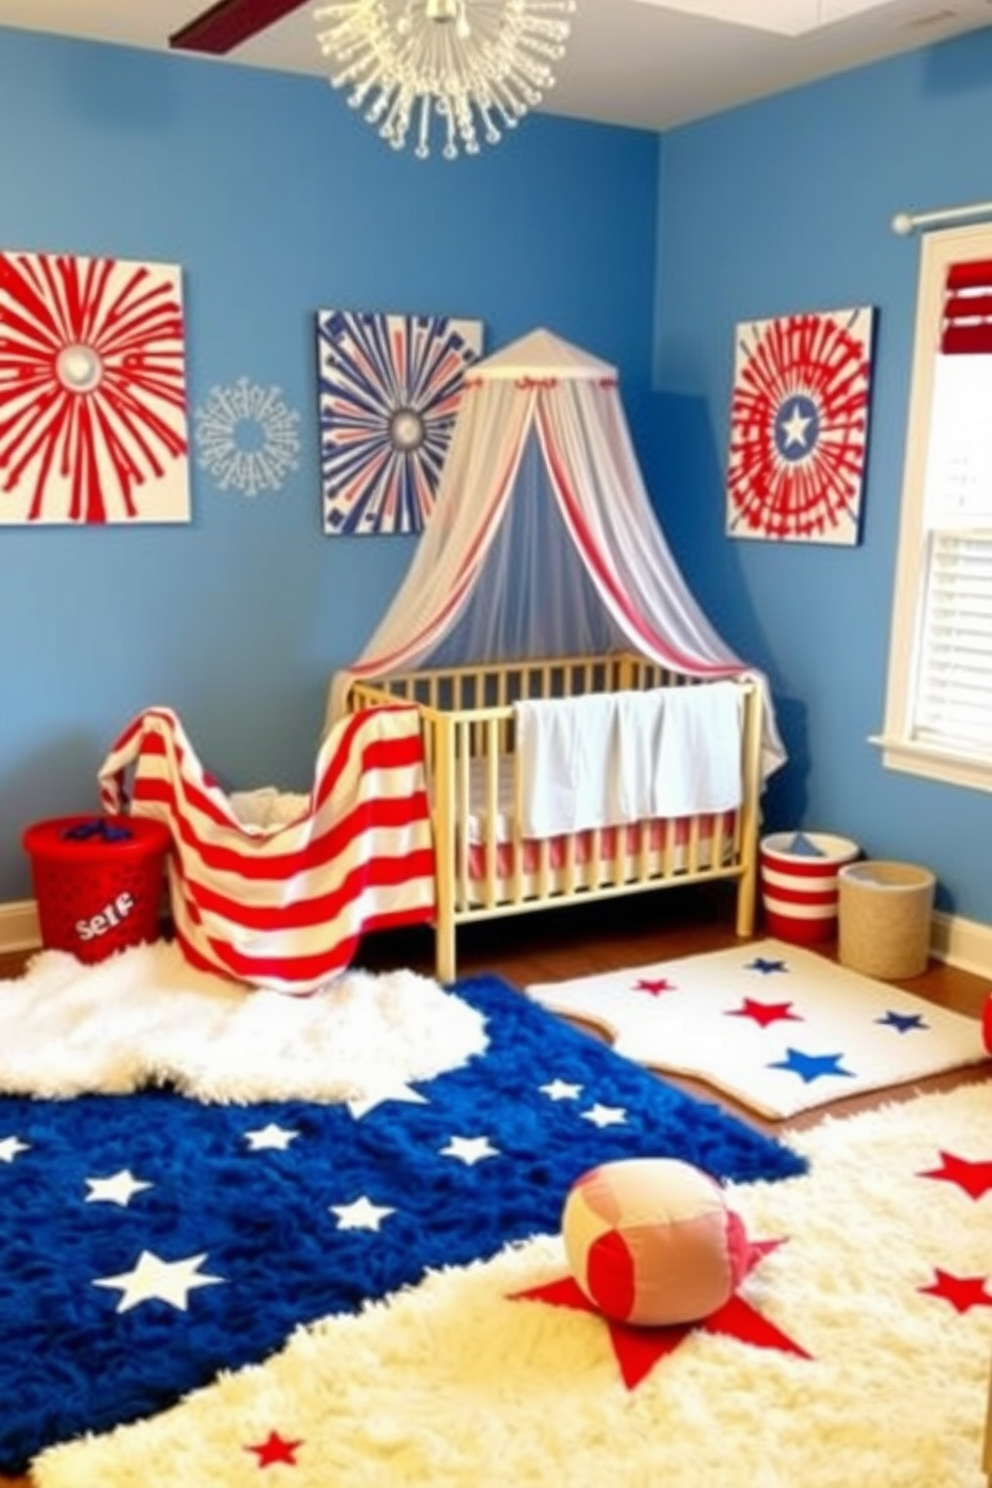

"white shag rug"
[0, 941, 488, 1104]
[34, 1080, 992, 1488]
[527, 938, 989, 1118]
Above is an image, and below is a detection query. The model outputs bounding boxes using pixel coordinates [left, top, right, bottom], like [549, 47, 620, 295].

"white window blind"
[914, 530, 992, 754]
[913, 274, 992, 759]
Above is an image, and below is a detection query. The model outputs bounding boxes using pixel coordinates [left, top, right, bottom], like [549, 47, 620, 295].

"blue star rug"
[0, 973, 805, 1475]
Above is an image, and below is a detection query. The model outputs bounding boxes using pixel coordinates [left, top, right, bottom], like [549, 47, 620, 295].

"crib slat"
[603, 826, 618, 890]
[432, 711, 456, 984]
[562, 828, 576, 897]
[455, 719, 471, 915]
[636, 817, 651, 884]
[510, 735, 524, 908]
[662, 815, 676, 879]
[483, 717, 500, 909]
[687, 813, 702, 876]
[585, 827, 599, 891]
[497, 669, 510, 757]
[734, 682, 762, 936]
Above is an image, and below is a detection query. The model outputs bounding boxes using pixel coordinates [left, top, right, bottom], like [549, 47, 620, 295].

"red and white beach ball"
[562, 1157, 749, 1327]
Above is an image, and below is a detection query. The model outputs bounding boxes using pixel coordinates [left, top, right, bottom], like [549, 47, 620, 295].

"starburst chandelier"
[313, 0, 577, 160]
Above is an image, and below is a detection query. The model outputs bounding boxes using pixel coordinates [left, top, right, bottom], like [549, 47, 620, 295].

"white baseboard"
[0, 899, 40, 955]
[931, 909, 992, 980]
[1, 897, 990, 980]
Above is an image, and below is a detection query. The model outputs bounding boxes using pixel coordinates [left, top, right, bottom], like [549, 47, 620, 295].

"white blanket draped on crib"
[514, 682, 743, 839]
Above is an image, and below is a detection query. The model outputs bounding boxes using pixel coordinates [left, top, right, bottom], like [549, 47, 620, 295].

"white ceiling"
[0, 0, 990, 132]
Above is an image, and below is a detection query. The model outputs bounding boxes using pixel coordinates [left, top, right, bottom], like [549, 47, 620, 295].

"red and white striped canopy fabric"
[327, 328, 785, 779]
[98, 706, 436, 994]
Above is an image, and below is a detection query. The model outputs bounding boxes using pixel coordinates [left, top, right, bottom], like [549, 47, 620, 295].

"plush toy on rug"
[563, 1157, 749, 1326]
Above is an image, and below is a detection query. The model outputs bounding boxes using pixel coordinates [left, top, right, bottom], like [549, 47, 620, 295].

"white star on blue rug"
[441, 1135, 499, 1165]
[93, 1250, 225, 1313]
[85, 1170, 152, 1207]
[768, 1048, 856, 1084]
[244, 1123, 299, 1151]
[540, 1080, 583, 1101]
[347, 1082, 429, 1119]
[330, 1197, 396, 1231]
[581, 1103, 628, 1128]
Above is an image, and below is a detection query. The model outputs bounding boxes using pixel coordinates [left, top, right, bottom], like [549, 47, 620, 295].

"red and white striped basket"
[759, 831, 860, 945]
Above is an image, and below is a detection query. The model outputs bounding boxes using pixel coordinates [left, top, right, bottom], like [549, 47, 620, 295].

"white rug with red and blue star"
[526, 939, 988, 1118]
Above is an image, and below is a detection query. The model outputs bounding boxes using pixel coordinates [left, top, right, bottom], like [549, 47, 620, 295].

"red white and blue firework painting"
[726, 307, 874, 545]
[317, 310, 483, 536]
[0, 250, 190, 525]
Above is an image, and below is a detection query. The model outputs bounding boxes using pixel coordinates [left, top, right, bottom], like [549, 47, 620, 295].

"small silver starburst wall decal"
[194, 377, 301, 498]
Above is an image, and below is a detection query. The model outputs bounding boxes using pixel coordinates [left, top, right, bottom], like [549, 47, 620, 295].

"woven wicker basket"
[838, 860, 935, 980]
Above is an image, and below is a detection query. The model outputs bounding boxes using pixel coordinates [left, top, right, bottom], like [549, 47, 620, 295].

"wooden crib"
[347, 651, 764, 982]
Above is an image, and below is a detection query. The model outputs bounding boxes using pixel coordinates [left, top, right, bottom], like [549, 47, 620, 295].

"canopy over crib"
[329, 328, 784, 777]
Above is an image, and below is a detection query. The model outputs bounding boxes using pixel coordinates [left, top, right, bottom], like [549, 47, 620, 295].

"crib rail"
[348, 654, 762, 982]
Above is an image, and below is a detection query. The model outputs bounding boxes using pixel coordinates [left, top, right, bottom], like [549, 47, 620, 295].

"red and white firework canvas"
[0, 249, 190, 525]
[726, 306, 874, 545]
[318, 310, 483, 536]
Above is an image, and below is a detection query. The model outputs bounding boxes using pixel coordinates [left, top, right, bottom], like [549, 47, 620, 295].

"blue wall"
[651, 28, 992, 931]
[3, 21, 990, 940]
[0, 27, 659, 901]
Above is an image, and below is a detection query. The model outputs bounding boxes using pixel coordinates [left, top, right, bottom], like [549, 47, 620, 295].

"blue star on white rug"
[527, 939, 989, 1119]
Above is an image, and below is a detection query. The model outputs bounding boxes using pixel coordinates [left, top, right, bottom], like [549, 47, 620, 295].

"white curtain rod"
[891, 199, 992, 235]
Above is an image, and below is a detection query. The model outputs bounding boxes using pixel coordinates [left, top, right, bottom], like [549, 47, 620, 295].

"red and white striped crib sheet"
[455, 755, 736, 900]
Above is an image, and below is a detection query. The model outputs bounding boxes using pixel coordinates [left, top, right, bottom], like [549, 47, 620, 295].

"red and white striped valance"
[941, 260, 992, 354]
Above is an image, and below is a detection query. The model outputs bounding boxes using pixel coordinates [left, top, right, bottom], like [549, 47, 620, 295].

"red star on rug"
[726, 997, 802, 1029]
[511, 1238, 810, 1389]
[246, 1431, 303, 1468]
[916, 1150, 992, 1201]
[631, 978, 678, 997]
[918, 1269, 992, 1314]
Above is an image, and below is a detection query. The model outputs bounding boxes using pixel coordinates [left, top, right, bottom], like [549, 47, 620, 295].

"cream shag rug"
[527, 938, 989, 1118]
[35, 1080, 992, 1488]
[0, 941, 487, 1103]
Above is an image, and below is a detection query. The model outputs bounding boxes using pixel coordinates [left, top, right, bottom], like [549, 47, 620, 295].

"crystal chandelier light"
[313, 0, 577, 160]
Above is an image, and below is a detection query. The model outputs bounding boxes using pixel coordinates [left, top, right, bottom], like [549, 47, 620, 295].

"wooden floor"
[1, 882, 989, 1487]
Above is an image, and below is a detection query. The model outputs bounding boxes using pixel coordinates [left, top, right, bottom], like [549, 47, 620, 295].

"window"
[877, 222, 992, 793]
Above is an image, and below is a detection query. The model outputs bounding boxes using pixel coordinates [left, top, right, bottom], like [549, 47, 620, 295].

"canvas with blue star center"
[526, 939, 988, 1120]
[726, 306, 875, 545]
[0, 972, 804, 1476]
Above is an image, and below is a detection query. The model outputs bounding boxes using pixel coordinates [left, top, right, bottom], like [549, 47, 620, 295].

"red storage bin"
[22, 814, 172, 964]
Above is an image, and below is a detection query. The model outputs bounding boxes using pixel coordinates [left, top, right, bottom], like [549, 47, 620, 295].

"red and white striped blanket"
[97, 706, 436, 994]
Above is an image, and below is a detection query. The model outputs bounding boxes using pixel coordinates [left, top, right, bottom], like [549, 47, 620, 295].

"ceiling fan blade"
[169, 0, 311, 54]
